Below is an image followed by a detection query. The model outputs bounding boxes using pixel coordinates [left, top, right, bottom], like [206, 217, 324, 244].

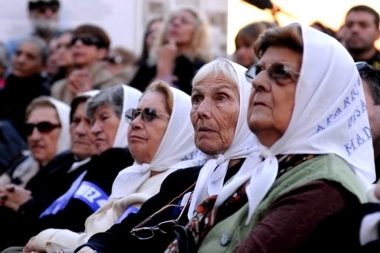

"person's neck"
[350, 47, 377, 61]
[150, 170, 162, 177]
[228, 159, 242, 169]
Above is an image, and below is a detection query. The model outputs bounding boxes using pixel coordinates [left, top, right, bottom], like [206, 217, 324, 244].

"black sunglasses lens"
[25, 124, 34, 136]
[125, 109, 138, 123]
[37, 122, 55, 133]
[269, 63, 287, 79]
[70, 36, 100, 46]
[142, 108, 158, 122]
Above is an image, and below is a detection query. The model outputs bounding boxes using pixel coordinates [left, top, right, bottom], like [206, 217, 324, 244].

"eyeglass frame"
[245, 62, 300, 84]
[130, 192, 193, 240]
[70, 35, 106, 48]
[125, 107, 170, 124]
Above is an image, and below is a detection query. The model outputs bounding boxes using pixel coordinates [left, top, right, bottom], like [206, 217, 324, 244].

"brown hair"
[144, 81, 174, 115]
[73, 24, 111, 49]
[254, 23, 303, 59]
[25, 96, 59, 122]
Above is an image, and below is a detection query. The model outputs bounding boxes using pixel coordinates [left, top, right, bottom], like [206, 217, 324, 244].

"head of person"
[28, 0, 60, 37]
[86, 84, 141, 155]
[70, 90, 99, 160]
[25, 96, 70, 166]
[247, 23, 374, 186]
[55, 30, 74, 69]
[344, 5, 380, 54]
[138, 17, 162, 65]
[234, 21, 270, 68]
[45, 36, 59, 76]
[150, 6, 213, 64]
[71, 24, 110, 68]
[357, 62, 380, 156]
[11, 37, 47, 78]
[111, 81, 200, 199]
[310, 21, 336, 38]
[105, 46, 136, 76]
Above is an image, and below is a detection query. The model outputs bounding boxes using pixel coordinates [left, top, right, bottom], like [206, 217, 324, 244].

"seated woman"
[73, 57, 259, 253]
[0, 96, 70, 188]
[128, 6, 213, 95]
[191, 23, 375, 253]
[22, 81, 202, 253]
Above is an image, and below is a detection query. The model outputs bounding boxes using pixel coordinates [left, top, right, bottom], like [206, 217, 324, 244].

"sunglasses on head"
[25, 121, 61, 136]
[356, 61, 375, 71]
[70, 36, 103, 47]
[125, 108, 170, 124]
[245, 62, 300, 84]
[106, 55, 126, 65]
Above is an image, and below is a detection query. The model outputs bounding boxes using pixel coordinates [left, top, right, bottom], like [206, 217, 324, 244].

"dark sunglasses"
[131, 193, 192, 240]
[356, 61, 375, 71]
[29, 1, 60, 13]
[245, 62, 300, 84]
[70, 36, 104, 48]
[106, 55, 126, 65]
[125, 108, 170, 123]
[25, 121, 61, 136]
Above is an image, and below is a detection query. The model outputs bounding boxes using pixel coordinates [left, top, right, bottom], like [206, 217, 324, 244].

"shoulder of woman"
[160, 165, 203, 192]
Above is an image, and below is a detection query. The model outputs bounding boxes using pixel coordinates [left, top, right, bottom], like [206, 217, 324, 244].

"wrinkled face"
[344, 11, 380, 53]
[247, 46, 301, 147]
[12, 41, 44, 78]
[56, 32, 73, 67]
[127, 92, 170, 164]
[71, 33, 106, 68]
[27, 107, 61, 165]
[91, 105, 120, 154]
[70, 101, 97, 160]
[167, 9, 197, 48]
[191, 76, 240, 155]
[235, 37, 256, 68]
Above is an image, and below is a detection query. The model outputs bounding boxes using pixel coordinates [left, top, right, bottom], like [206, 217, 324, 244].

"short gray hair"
[18, 36, 48, 63]
[86, 85, 124, 121]
[192, 58, 239, 90]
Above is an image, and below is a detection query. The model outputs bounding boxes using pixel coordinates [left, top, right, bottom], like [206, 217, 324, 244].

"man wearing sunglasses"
[5, 0, 61, 61]
[51, 24, 122, 105]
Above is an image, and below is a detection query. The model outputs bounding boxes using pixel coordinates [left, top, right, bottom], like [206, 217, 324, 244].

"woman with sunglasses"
[51, 24, 122, 105]
[21, 81, 202, 253]
[190, 23, 375, 253]
[128, 6, 213, 95]
[73, 57, 259, 253]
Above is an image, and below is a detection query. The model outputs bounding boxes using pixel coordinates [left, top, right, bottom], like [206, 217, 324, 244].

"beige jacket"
[51, 62, 122, 105]
[33, 170, 174, 252]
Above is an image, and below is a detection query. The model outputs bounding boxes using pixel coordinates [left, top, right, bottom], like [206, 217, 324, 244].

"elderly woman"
[129, 6, 213, 95]
[73, 57, 258, 253]
[189, 23, 375, 253]
[18, 81, 202, 253]
[0, 96, 70, 188]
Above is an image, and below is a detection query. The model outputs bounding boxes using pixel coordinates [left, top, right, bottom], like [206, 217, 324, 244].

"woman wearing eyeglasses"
[51, 24, 122, 105]
[191, 23, 375, 253]
[20, 81, 202, 253]
[72, 58, 259, 253]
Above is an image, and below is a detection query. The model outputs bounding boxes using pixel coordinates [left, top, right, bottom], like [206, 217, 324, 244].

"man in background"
[342, 5, 380, 69]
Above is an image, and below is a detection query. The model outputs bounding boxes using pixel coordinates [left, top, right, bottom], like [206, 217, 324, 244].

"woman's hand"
[67, 69, 94, 96]
[23, 236, 37, 253]
[156, 38, 177, 78]
[1, 184, 32, 211]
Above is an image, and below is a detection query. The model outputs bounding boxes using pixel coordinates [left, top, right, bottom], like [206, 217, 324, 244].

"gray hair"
[192, 58, 239, 89]
[86, 85, 124, 121]
[18, 36, 48, 63]
[0, 43, 9, 68]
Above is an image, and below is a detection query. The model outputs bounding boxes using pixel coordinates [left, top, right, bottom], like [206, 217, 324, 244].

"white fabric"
[360, 211, 380, 246]
[188, 59, 260, 219]
[112, 85, 142, 149]
[110, 87, 202, 199]
[46, 97, 71, 155]
[216, 23, 376, 225]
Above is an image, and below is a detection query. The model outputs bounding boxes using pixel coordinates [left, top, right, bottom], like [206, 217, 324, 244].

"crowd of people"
[0, 0, 380, 252]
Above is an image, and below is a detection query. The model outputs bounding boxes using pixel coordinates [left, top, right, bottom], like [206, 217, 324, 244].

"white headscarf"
[216, 23, 376, 224]
[47, 96, 71, 154]
[112, 85, 142, 148]
[188, 58, 260, 219]
[110, 87, 202, 199]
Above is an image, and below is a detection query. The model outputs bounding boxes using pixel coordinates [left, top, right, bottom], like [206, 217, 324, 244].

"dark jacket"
[75, 160, 244, 253]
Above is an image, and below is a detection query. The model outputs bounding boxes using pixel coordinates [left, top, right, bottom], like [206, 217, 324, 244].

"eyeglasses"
[106, 55, 126, 65]
[356, 61, 375, 71]
[245, 62, 300, 84]
[25, 121, 61, 136]
[29, 1, 60, 13]
[131, 193, 192, 240]
[70, 36, 104, 48]
[125, 108, 170, 123]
